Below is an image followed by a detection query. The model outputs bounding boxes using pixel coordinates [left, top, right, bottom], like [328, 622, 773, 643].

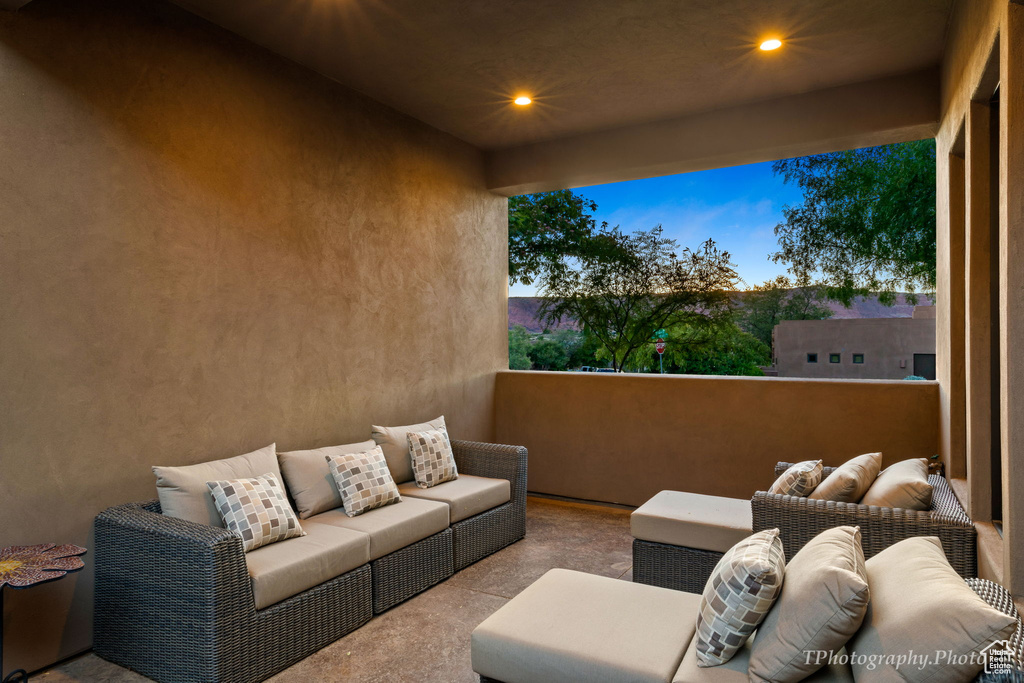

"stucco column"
[999, 0, 1024, 597]
[965, 101, 994, 522]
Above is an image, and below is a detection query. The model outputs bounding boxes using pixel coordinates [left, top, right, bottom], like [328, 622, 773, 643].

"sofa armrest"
[451, 440, 528, 506]
[93, 500, 254, 677]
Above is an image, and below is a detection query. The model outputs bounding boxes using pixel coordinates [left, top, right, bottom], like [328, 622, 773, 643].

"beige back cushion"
[847, 536, 1016, 683]
[748, 526, 869, 683]
[278, 440, 377, 518]
[808, 452, 882, 503]
[153, 443, 280, 526]
[371, 416, 446, 484]
[859, 458, 933, 510]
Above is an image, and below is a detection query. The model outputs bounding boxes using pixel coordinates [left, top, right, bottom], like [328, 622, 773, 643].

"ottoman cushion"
[631, 491, 752, 553]
[472, 568, 698, 683]
[673, 637, 854, 683]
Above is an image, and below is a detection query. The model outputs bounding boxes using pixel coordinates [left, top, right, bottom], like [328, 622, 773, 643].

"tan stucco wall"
[774, 318, 936, 380]
[0, 0, 507, 673]
[495, 371, 939, 507]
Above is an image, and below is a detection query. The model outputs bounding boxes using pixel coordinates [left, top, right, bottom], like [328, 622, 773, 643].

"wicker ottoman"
[631, 490, 752, 593]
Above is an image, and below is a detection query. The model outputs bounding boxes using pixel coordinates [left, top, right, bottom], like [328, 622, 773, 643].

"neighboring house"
[774, 306, 936, 380]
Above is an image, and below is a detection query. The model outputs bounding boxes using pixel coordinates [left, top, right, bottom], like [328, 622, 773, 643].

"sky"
[508, 160, 807, 297]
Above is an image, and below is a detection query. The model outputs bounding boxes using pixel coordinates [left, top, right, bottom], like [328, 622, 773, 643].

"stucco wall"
[495, 371, 939, 507]
[774, 318, 936, 379]
[0, 0, 506, 673]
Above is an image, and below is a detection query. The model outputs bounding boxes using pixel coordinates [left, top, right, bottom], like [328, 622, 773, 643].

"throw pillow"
[748, 526, 869, 682]
[206, 473, 305, 552]
[859, 457, 933, 510]
[154, 443, 280, 526]
[278, 439, 378, 518]
[808, 452, 882, 503]
[408, 428, 458, 489]
[768, 460, 824, 497]
[371, 416, 446, 484]
[327, 445, 402, 517]
[695, 528, 786, 667]
[847, 536, 1016, 682]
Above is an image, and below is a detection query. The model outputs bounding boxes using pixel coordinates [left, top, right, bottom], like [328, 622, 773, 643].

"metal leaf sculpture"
[0, 544, 87, 589]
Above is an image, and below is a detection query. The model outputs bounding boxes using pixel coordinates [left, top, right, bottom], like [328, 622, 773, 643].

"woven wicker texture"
[632, 539, 723, 593]
[371, 528, 453, 614]
[753, 462, 976, 577]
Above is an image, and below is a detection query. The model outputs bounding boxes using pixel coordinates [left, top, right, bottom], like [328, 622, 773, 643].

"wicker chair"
[752, 462, 977, 577]
[94, 440, 527, 683]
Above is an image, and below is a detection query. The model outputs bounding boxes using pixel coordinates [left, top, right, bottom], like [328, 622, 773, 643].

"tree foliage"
[508, 190, 599, 286]
[507, 326, 532, 370]
[738, 276, 833, 351]
[771, 139, 936, 305]
[623, 323, 770, 376]
[539, 226, 739, 371]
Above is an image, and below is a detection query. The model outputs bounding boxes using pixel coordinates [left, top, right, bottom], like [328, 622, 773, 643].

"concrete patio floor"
[38, 496, 634, 682]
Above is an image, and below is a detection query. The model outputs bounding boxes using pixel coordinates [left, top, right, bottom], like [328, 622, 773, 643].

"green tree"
[772, 139, 936, 305]
[621, 322, 769, 376]
[528, 338, 569, 370]
[540, 226, 739, 371]
[508, 190, 599, 287]
[508, 325, 532, 370]
[738, 276, 833, 352]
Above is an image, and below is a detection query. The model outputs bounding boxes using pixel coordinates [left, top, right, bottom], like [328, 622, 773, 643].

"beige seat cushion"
[309, 497, 449, 560]
[153, 443, 280, 527]
[673, 637, 854, 683]
[244, 520, 370, 610]
[859, 458, 933, 510]
[748, 526, 869, 683]
[472, 568, 699, 683]
[848, 536, 1016, 683]
[630, 491, 752, 553]
[808, 452, 882, 503]
[278, 439, 377, 519]
[398, 475, 509, 523]
[372, 416, 446, 484]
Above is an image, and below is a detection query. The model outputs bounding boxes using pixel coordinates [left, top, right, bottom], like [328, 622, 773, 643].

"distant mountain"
[508, 293, 934, 332]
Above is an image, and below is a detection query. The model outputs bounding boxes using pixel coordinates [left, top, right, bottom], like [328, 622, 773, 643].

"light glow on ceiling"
[514, 95, 532, 106]
[759, 39, 782, 51]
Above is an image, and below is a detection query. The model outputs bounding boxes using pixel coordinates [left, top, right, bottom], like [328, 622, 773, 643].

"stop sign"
[655, 340, 666, 354]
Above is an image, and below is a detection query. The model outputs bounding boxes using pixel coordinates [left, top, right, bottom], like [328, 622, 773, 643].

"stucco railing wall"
[494, 370, 940, 506]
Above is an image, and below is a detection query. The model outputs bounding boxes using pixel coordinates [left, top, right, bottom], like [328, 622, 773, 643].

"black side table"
[0, 544, 87, 683]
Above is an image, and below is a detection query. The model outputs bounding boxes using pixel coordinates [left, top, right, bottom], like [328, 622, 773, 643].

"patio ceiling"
[171, 0, 953, 151]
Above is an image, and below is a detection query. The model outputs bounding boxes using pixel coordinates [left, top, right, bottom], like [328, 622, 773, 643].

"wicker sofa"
[752, 461, 977, 577]
[93, 439, 527, 683]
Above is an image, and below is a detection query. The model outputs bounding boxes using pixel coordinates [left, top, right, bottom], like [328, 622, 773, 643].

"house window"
[807, 353, 818, 363]
[853, 354, 864, 364]
[829, 353, 841, 363]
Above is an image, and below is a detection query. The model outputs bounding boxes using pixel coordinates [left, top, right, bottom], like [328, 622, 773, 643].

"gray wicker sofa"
[752, 461, 977, 577]
[94, 439, 527, 683]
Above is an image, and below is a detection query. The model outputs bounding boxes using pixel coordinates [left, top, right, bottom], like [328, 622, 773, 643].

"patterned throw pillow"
[695, 528, 786, 667]
[206, 474, 305, 552]
[408, 428, 458, 489]
[768, 460, 823, 497]
[326, 445, 402, 517]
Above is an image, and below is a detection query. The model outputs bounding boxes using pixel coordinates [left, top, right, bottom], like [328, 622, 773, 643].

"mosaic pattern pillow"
[768, 460, 823, 497]
[695, 528, 786, 667]
[327, 445, 402, 517]
[408, 428, 458, 489]
[206, 474, 305, 552]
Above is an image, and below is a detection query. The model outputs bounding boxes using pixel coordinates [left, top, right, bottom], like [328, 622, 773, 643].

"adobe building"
[774, 306, 937, 380]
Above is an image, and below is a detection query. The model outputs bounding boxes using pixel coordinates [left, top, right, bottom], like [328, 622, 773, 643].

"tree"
[771, 139, 936, 305]
[738, 276, 833, 352]
[508, 326, 532, 370]
[528, 338, 569, 370]
[620, 322, 770, 376]
[508, 190, 599, 287]
[539, 226, 739, 371]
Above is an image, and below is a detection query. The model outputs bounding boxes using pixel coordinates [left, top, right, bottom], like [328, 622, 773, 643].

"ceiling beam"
[485, 68, 940, 196]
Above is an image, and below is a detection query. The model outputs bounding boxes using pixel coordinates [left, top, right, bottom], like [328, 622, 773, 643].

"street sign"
[655, 340, 666, 354]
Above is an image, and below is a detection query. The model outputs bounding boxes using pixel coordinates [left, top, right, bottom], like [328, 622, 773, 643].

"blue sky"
[508, 161, 807, 297]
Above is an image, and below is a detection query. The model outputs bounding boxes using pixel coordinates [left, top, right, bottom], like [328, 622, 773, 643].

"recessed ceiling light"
[760, 39, 782, 51]
[514, 96, 532, 106]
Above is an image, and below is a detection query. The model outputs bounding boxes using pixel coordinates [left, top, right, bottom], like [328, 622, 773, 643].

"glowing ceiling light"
[759, 38, 782, 51]
[514, 96, 532, 106]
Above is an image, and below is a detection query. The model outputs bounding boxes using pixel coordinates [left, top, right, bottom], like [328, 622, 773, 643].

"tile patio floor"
[38, 496, 634, 682]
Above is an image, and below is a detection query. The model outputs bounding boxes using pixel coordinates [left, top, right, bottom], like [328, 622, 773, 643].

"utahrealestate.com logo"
[979, 639, 1020, 679]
